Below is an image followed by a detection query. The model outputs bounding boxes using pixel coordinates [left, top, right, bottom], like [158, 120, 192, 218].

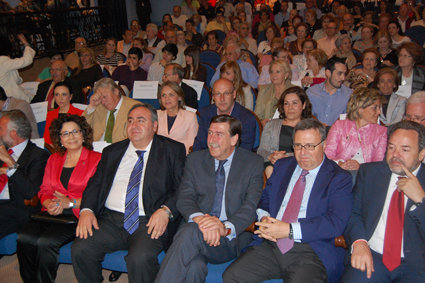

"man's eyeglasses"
[293, 140, 324, 151]
[60, 129, 82, 138]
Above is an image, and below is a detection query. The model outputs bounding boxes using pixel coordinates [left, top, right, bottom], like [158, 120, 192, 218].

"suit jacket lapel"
[204, 152, 216, 213]
[306, 158, 333, 216]
[106, 140, 130, 189]
[272, 159, 297, 218]
[368, 163, 392, 234]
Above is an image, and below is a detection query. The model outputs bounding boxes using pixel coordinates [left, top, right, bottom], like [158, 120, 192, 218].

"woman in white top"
[257, 24, 279, 61]
[219, 61, 254, 110]
[0, 34, 35, 102]
[300, 48, 327, 88]
[388, 21, 411, 49]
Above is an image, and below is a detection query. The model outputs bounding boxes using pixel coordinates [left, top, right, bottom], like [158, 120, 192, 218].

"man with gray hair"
[0, 110, 49, 239]
[210, 41, 259, 88]
[405, 91, 425, 127]
[144, 23, 162, 54]
[162, 63, 198, 109]
[83, 78, 140, 143]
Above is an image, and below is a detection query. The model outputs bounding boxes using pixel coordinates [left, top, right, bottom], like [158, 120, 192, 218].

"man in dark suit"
[341, 120, 425, 282]
[193, 78, 257, 151]
[71, 104, 186, 283]
[0, 110, 49, 239]
[162, 63, 198, 109]
[224, 119, 353, 283]
[31, 60, 83, 108]
[155, 115, 264, 283]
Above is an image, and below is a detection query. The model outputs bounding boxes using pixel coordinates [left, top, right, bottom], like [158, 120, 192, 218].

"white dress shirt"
[0, 140, 28, 200]
[368, 165, 421, 257]
[105, 140, 152, 215]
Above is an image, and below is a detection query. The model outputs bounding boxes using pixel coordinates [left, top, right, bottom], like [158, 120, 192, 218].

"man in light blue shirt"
[223, 119, 353, 283]
[210, 42, 259, 88]
[307, 57, 352, 126]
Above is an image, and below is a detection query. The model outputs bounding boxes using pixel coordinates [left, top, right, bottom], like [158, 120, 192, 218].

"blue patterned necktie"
[124, 150, 146, 234]
[210, 159, 227, 217]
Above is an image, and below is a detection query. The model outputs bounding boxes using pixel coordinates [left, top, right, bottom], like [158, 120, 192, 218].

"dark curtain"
[98, 0, 128, 39]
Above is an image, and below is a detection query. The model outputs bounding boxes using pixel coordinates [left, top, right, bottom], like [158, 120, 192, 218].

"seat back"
[200, 50, 221, 68]
[200, 62, 216, 88]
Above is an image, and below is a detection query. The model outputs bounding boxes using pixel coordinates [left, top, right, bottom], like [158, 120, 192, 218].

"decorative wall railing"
[0, 7, 116, 58]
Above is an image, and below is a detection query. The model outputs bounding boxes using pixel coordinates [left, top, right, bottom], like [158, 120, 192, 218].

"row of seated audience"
[0, 0, 425, 282]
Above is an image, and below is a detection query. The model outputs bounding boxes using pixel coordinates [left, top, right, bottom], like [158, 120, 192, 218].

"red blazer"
[38, 147, 101, 217]
[44, 104, 84, 144]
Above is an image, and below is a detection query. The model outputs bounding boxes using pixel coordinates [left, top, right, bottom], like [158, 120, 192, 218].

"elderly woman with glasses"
[17, 115, 101, 283]
[325, 87, 387, 172]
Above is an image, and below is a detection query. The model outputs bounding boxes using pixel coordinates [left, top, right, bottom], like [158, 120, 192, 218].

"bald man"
[32, 60, 83, 108]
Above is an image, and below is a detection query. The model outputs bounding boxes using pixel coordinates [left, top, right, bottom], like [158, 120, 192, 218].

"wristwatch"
[69, 199, 77, 208]
[160, 205, 173, 220]
[288, 224, 294, 240]
[7, 163, 19, 170]
[415, 197, 425, 207]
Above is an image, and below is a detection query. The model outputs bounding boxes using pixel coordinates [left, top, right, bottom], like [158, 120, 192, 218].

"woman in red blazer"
[43, 81, 84, 145]
[17, 115, 101, 283]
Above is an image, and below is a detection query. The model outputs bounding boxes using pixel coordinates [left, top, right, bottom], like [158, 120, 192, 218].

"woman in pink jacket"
[325, 87, 387, 171]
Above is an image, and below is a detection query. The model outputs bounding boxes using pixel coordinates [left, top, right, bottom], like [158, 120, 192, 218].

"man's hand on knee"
[351, 241, 374, 279]
[76, 210, 99, 239]
[146, 208, 169, 239]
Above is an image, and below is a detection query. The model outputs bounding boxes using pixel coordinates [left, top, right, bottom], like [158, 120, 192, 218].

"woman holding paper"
[157, 81, 198, 154]
[17, 114, 101, 283]
[43, 82, 83, 145]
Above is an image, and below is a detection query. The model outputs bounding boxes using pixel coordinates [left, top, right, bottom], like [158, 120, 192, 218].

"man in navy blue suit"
[224, 119, 353, 283]
[342, 120, 425, 282]
[192, 78, 257, 151]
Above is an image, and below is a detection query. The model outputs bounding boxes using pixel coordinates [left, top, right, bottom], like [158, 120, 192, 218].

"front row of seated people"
[0, 80, 424, 283]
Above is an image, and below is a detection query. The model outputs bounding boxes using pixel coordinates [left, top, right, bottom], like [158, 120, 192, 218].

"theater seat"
[58, 242, 282, 282]
[0, 233, 17, 255]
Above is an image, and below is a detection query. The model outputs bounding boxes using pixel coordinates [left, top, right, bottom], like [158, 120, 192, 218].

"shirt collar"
[10, 139, 29, 160]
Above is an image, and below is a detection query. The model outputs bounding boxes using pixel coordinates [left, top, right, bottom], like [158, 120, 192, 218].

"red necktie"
[277, 169, 309, 254]
[0, 149, 14, 194]
[382, 177, 405, 271]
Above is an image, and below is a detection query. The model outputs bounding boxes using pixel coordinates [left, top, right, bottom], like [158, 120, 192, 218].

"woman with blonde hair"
[157, 81, 198, 154]
[73, 47, 103, 95]
[325, 87, 387, 171]
[255, 59, 294, 126]
[219, 61, 254, 110]
[95, 38, 125, 75]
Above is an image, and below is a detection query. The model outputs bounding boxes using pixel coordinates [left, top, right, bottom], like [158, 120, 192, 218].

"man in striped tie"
[223, 119, 353, 283]
[72, 103, 186, 283]
[342, 120, 425, 282]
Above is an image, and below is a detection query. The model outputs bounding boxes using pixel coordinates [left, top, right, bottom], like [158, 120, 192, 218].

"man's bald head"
[50, 60, 68, 83]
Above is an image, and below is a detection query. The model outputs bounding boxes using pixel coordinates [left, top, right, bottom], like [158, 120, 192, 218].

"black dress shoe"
[109, 271, 122, 282]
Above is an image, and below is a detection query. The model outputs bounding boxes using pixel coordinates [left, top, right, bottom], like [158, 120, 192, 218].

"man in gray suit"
[155, 115, 264, 283]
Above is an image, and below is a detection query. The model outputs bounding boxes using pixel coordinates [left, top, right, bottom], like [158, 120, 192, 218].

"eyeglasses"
[293, 140, 324, 151]
[60, 129, 82, 138]
[212, 91, 233, 97]
[404, 115, 425, 123]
